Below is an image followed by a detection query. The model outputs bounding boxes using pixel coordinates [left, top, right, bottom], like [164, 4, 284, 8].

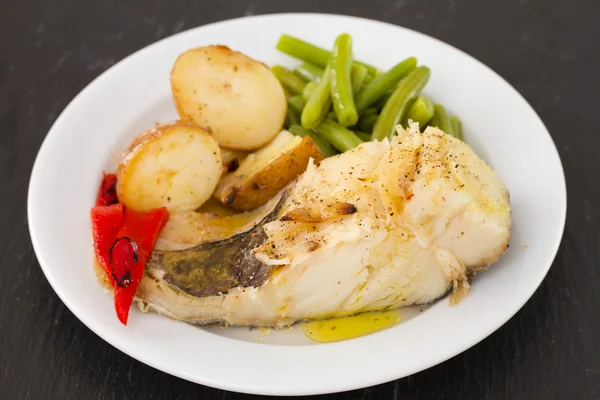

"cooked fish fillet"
[99, 124, 511, 327]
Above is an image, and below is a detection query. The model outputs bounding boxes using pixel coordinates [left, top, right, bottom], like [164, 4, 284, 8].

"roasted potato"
[214, 130, 325, 211]
[117, 122, 222, 213]
[171, 45, 287, 151]
[220, 147, 248, 174]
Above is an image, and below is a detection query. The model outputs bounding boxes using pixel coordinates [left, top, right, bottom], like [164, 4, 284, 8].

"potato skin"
[171, 45, 287, 151]
[215, 136, 325, 211]
[117, 121, 222, 213]
[219, 147, 248, 174]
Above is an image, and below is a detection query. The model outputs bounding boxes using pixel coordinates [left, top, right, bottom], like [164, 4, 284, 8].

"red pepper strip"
[110, 207, 169, 325]
[95, 173, 119, 206]
[90, 203, 124, 287]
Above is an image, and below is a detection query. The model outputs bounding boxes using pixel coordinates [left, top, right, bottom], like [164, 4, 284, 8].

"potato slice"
[214, 130, 325, 211]
[220, 147, 248, 174]
[171, 45, 287, 151]
[117, 122, 222, 212]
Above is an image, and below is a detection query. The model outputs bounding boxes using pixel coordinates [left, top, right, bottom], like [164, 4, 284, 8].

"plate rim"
[27, 12, 567, 396]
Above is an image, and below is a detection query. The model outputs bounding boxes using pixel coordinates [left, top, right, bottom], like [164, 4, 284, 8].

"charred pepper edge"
[108, 236, 139, 288]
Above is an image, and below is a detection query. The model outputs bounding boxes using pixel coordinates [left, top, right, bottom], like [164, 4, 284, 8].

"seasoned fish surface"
[130, 124, 511, 327]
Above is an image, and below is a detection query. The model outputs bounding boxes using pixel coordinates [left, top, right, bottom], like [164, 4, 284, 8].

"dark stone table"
[1, 0, 598, 398]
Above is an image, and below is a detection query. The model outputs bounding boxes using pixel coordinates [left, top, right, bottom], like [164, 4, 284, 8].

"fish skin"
[146, 191, 287, 298]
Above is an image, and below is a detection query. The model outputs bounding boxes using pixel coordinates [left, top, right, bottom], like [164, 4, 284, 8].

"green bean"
[359, 114, 379, 133]
[302, 81, 319, 101]
[428, 114, 440, 130]
[371, 66, 431, 141]
[360, 71, 382, 90]
[301, 64, 333, 129]
[354, 131, 372, 142]
[294, 62, 324, 82]
[432, 104, 454, 137]
[276, 34, 379, 75]
[288, 125, 339, 157]
[449, 116, 463, 140]
[276, 34, 331, 67]
[355, 57, 417, 112]
[362, 73, 375, 86]
[360, 64, 381, 77]
[285, 107, 300, 129]
[362, 107, 378, 118]
[272, 65, 306, 94]
[374, 90, 393, 111]
[287, 95, 306, 113]
[315, 119, 363, 152]
[330, 33, 358, 127]
[404, 96, 434, 128]
[351, 64, 368, 95]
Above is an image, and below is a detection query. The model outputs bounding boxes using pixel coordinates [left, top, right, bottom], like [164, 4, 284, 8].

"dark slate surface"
[1, 0, 598, 398]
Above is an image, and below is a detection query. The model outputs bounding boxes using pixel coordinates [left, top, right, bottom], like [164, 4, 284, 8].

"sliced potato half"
[220, 147, 248, 174]
[117, 122, 222, 213]
[171, 45, 287, 151]
[214, 130, 325, 211]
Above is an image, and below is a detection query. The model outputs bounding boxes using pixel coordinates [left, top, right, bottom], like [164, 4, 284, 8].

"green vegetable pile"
[273, 33, 463, 156]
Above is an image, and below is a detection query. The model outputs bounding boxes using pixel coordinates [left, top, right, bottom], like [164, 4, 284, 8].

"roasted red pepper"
[110, 207, 169, 325]
[95, 173, 119, 206]
[90, 203, 124, 287]
[91, 172, 169, 325]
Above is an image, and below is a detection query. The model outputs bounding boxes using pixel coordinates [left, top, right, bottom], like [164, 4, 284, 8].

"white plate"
[28, 13, 566, 396]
